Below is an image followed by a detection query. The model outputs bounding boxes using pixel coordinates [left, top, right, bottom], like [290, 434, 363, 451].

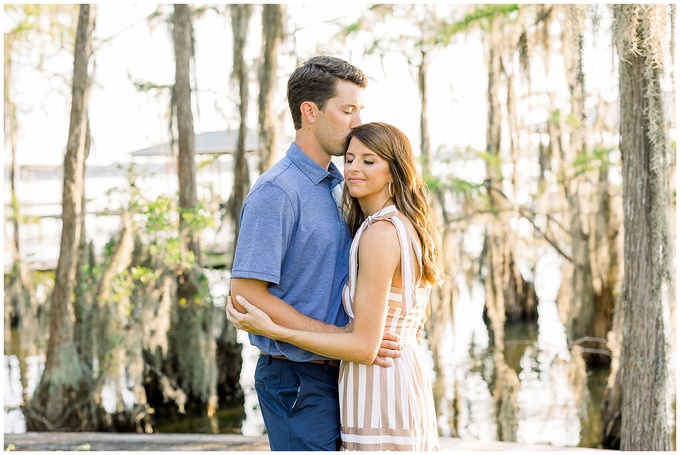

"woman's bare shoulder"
[360, 220, 400, 251]
[358, 220, 401, 275]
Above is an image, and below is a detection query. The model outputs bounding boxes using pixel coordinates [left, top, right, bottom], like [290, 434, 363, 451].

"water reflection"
[437, 252, 607, 448]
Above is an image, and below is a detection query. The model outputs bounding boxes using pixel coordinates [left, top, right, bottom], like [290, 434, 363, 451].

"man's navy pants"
[254, 354, 341, 451]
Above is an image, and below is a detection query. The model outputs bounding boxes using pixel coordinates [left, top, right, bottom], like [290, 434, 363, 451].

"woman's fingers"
[235, 295, 268, 320]
[226, 296, 247, 329]
[235, 295, 250, 309]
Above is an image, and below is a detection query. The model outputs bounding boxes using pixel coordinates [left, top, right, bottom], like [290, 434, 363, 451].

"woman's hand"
[226, 295, 282, 339]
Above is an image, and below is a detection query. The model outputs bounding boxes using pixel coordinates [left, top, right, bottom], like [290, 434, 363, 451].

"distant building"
[130, 129, 264, 158]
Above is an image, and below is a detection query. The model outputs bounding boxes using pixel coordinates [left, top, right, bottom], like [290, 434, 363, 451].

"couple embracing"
[226, 55, 443, 452]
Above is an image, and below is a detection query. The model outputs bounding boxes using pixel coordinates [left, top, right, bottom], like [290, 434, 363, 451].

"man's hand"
[372, 331, 401, 368]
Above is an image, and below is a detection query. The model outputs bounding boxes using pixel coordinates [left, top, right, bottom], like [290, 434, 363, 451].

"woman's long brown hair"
[342, 122, 443, 285]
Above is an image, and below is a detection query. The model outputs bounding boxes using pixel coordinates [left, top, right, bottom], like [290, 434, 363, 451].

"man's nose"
[350, 112, 363, 129]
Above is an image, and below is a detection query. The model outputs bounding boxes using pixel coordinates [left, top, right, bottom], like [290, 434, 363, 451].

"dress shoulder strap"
[388, 215, 423, 312]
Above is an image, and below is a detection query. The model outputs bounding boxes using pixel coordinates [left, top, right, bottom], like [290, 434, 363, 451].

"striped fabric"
[339, 206, 440, 451]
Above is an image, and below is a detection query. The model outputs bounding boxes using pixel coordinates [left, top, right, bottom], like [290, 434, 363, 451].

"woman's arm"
[227, 221, 401, 365]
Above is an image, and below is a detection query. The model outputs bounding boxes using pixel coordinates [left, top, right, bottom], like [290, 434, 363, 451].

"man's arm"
[231, 277, 343, 333]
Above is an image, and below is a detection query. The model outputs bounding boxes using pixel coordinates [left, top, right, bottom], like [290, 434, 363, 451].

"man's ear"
[300, 101, 317, 125]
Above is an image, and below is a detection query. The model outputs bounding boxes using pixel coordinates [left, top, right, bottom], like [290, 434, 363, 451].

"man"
[230, 56, 400, 451]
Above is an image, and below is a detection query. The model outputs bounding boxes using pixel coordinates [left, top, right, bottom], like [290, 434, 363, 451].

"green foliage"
[566, 113, 582, 131]
[442, 4, 520, 42]
[80, 263, 102, 280]
[129, 265, 157, 285]
[102, 237, 117, 258]
[550, 108, 561, 125]
[131, 195, 213, 240]
[423, 174, 440, 192]
[571, 146, 615, 178]
[477, 150, 503, 170]
[35, 269, 55, 284]
[128, 192, 214, 305]
[447, 177, 485, 195]
[425, 174, 482, 196]
[344, 21, 362, 35]
[131, 194, 176, 234]
[4, 4, 77, 57]
[179, 204, 215, 231]
[131, 80, 172, 93]
[196, 155, 219, 171]
[110, 271, 133, 306]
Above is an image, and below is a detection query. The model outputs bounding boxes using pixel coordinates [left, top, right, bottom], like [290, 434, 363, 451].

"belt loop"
[323, 360, 329, 371]
[266, 354, 273, 365]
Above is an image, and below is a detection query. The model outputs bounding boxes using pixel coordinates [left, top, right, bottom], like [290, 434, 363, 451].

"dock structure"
[3, 432, 610, 451]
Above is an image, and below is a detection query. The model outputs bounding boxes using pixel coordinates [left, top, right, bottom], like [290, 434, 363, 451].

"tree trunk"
[607, 4, 672, 450]
[417, 51, 459, 436]
[482, 19, 537, 349]
[214, 3, 254, 409]
[170, 3, 218, 417]
[173, 4, 200, 269]
[74, 120, 92, 368]
[555, 6, 596, 333]
[480, 20, 524, 442]
[553, 5, 617, 368]
[257, 4, 284, 173]
[492, 349, 519, 442]
[418, 52, 431, 174]
[91, 210, 135, 410]
[25, 4, 95, 431]
[227, 4, 253, 256]
[589, 76, 622, 372]
[482, 21, 505, 348]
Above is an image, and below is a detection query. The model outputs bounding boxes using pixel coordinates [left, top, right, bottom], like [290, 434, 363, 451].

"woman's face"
[344, 137, 392, 201]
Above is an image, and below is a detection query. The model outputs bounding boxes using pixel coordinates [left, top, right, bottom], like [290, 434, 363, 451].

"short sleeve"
[231, 182, 295, 285]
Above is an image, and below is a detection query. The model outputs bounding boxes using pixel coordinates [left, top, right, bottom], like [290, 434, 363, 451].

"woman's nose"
[346, 159, 360, 173]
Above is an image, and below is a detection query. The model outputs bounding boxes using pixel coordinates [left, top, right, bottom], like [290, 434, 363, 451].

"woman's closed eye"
[344, 158, 374, 165]
[345, 158, 375, 165]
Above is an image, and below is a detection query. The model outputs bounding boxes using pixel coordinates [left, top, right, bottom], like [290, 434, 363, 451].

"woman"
[228, 122, 444, 451]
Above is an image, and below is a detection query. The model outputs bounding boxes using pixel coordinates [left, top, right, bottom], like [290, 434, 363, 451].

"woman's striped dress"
[339, 205, 440, 451]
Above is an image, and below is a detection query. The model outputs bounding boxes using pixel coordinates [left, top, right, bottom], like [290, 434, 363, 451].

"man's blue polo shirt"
[231, 143, 351, 362]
